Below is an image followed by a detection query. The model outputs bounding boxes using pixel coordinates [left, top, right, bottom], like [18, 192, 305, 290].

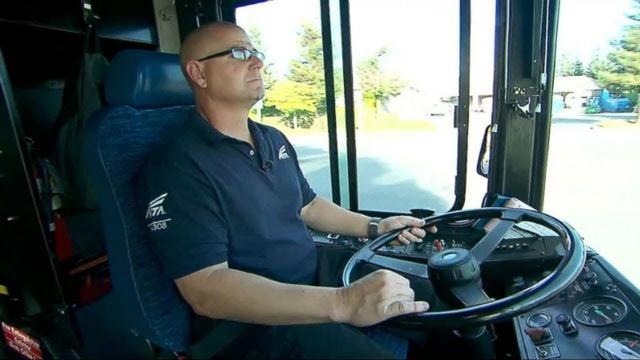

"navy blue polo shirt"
[137, 110, 318, 284]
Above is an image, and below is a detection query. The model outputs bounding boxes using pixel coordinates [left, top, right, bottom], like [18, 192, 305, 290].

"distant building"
[385, 75, 602, 119]
[467, 75, 602, 113]
[552, 76, 601, 110]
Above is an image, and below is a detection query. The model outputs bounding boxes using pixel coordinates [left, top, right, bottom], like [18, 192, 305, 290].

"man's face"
[197, 27, 265, 106]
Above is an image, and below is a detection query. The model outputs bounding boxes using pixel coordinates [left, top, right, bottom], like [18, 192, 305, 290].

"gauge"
[597, 331, 640, 360]
[573, 296, 627, 326]
[527, 312, 552, 328]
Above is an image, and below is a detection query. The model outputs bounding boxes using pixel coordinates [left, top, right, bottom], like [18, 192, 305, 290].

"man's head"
[180, 22, 264, 108]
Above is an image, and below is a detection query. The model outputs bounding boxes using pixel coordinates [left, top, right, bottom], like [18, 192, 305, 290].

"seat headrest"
[105, 50, 194, 109]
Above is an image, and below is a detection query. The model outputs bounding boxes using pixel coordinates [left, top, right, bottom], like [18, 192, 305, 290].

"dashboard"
[312, 223, 640, 360]
[513, 255, 640, 359]
[312, 220, 565, 264]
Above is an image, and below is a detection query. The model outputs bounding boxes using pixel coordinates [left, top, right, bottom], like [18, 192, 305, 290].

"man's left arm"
[300, 196, 434, 244]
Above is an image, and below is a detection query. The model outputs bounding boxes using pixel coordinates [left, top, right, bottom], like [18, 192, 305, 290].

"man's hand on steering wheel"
[333, 269, 430, 327]
[379, 216, 437, 246]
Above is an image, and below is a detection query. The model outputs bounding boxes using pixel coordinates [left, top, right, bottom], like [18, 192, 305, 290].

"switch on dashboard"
[525, 327, 553, 345]
[555, 314, 578, 336]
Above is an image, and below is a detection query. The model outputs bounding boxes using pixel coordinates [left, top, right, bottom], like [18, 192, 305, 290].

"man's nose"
[249, 54, 264, 70]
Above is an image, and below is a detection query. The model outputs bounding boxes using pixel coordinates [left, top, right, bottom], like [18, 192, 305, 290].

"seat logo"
[278, 145, 290, 160]
[146, 193, 168, 219]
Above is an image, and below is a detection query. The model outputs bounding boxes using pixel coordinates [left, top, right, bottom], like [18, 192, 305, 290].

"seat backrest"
[85, 50, 195, 351]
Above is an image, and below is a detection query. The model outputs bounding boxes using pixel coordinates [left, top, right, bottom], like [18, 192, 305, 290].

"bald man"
[137, 22, 434, 358]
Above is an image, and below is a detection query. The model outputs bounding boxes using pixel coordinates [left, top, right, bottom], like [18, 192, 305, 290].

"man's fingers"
[409, 227, 426, 239]
[385, 301, 430, 318]
[426, 225, 438, 233]
[401, 230, 421, 243]
[396, 233, 411, 245]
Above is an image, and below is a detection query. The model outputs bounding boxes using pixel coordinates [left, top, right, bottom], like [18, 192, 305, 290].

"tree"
[594, 0, 640, 120]
[268, 80, 316, 128]
[573, 60, 585, 76]
[556, 54, 585, 76]
[586, 54, 608, 79]
[266, 22, 326, 128]
[357, 48, 406, 114]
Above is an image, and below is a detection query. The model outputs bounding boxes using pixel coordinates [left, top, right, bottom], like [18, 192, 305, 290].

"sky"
[236, 0, 635, 96]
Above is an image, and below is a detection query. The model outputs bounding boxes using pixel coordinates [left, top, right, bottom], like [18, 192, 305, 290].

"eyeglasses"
[197, 47, 265, 62]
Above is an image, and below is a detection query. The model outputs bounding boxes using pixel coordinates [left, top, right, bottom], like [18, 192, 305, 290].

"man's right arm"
[175, 263, 429, 327]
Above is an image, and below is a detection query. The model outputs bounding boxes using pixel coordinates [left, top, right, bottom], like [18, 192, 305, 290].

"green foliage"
[556, 54, 585, 76]
[593, 1, 640, 96]
[357, 47, 406, 114]
[265, 22, 326, 128]
[268, 80, 316, 128]
[586, 55, 608, 79]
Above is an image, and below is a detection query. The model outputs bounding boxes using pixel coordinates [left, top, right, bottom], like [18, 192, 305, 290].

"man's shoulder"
[141, 126, 202, 177]
[251, 120, 288, 141]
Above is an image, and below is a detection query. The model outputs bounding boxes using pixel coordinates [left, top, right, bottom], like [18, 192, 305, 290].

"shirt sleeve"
[282, 135, 317, 207]
[136, 152, 229, 279]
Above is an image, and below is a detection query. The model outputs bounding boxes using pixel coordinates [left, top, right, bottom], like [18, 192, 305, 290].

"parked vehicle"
[586, 89, 633, 113]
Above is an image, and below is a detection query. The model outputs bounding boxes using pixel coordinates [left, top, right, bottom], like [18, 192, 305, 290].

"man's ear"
[185, 61, 207, 89]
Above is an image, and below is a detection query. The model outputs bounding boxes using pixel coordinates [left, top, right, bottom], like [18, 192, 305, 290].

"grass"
[253, 114, 440, 138]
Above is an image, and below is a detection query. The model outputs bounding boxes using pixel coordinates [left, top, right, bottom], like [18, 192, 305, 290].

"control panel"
[514, 257, 640, 359]
[311, 222, 564, 264]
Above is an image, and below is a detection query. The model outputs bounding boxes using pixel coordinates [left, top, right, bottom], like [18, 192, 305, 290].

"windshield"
[544, 0, 640, 288]
[238, 0, 494, 215]
[237, 0, 334, 202]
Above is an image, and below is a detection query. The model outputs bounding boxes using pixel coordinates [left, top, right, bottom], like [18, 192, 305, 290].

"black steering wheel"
[342, 208, 586, 328]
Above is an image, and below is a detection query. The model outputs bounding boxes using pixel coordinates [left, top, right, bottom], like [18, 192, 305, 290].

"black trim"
[339, 0, 358, 211]
[532, 0, 560, 210]
[488, 0, 509, 200]
[452, 0, 471, 211]
[319, 0, 341, 205]
[232, 0, 270, 8]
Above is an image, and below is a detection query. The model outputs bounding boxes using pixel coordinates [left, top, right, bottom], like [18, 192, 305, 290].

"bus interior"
[1, 0, 639, 359]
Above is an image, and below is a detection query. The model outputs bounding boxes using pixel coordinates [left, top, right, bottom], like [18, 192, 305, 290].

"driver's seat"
[85, 49, 246, 358]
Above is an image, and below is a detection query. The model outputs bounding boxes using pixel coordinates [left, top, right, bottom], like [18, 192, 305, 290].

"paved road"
[545, 120, 640, 288]
[288, 112, 640, 287]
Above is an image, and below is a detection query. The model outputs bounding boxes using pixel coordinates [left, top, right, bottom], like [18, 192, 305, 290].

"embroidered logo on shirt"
[146, 193, 172, 232]
[146, 193, 168, 218]
[278, 145, 290, 160]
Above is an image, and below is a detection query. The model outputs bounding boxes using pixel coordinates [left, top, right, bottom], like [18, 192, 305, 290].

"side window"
[545, 0, 639, 287]
[236, 1, 332, 201]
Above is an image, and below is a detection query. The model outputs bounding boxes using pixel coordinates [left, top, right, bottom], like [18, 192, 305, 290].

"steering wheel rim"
[341, 207, 587, 328]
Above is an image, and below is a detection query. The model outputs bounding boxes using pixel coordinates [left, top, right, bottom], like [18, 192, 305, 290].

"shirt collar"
[187, 109, 263, 148]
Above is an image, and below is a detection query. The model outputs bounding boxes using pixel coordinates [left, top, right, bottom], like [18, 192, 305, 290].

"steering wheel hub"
[428, 248, 480, 285]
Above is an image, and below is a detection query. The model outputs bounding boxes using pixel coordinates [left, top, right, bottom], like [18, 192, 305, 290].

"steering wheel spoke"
[368, 254, 430, 279]
[470, 210, 521, 263]
[451, 282, 493, 307]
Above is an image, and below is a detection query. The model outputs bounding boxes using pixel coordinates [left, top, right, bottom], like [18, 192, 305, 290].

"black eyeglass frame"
[196, 47, 265, 62]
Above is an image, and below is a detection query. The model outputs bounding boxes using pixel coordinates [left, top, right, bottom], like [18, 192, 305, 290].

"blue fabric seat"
[85, 50, 243, 355]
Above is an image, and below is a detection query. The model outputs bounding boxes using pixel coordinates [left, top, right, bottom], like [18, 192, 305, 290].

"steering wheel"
[342, 208, 586, 328]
